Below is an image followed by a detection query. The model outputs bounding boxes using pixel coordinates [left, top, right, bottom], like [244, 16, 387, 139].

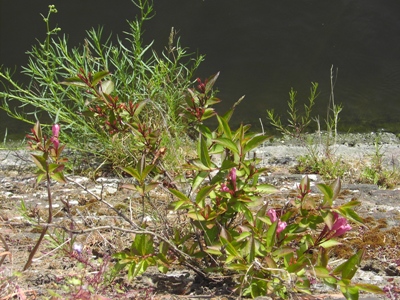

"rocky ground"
[1, 132, 400, 299]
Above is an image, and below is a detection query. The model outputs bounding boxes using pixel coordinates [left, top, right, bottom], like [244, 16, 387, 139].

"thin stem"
[23, 167, 53, 270]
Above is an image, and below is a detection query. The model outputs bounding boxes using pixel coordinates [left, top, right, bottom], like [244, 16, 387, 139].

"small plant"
[296, 150, 348, 181]
[48, 247, 115, 299]
[267, 82, 318, 139]
[359, 137, 400, 188]
[267, 68, 347, 181]
[23, 121, 67, 270]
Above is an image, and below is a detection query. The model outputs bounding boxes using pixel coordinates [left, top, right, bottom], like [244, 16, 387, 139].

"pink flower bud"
[220, 183, 230, 193]
[277, 220, 287, 233]
[229, 168, 237, 191]
[51, 137, 59, 150]
[267, 208, 277, 223]
[52, 124, 60, 138]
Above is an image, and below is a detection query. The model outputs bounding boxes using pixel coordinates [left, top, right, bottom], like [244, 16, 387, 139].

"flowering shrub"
[112, 74, 384, 299]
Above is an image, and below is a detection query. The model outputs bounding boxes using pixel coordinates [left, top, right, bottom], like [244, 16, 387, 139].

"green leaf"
[205, 96, 221, 106]
[340, 282, 359, 300]
[120, 183, 137, 191]
[36, 172, 46, 184]
[243, 134, 270, 154]
[333, 249, 364, 280]
[317, 183, 333, 207]
[144, 182, 159, 192]
[100, 80, 114, 95]
[205, 72, 220, 94]
[170, 199, 190, 210]
[158, 265, 168, 274]
[198, 124, 213, 140]
[272, 247, 295, 258]
[133, 99, 150, 117]
[213, 138, 239, 154]
[222, 95, 245, 123]
[339, 200, 361, 209]
[255, 184, 278, 194]
[48, 163, 62, 173]
[169, 189, 190, 202]
[220, 236, 241, 261]
[121, 166, 141, 181]
[330, 177, 341, 201]
[321, 210, 334, 230]
[195, 185, 215, 207]
[134, 234, 154, 256]
[336, 207, 364, 225]
[51, 171, 66, 184]
[286, 260, 307, 273]
[216, 114, 232, 139]
[266, 221, 278, 251]
[141, 164, 156, 179]
[220, 160, 238, 171]
[198, 136, 212, 168]
[226, 263, 248, 271]
[191, 171, 209, 193]
[314, 266, 333, 278]
[187, 211, 206, 221]
[91, 70, 110, 86]
[159, 241, 169, 256]
[201, 108, 216, 121]
[186, 159, 213, 171]
[323, 277, 338, 289]
[59, 76, 87, 87]
[354, 283, 384, 294]
[31, 154, 47, 172]
[33, 121, 42, 142]
[319, 239, 342, 248]
[205, 247, 222, 256]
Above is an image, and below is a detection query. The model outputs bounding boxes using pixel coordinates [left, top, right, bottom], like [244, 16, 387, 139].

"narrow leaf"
[255, 184, 278, 194]
[317, 183, 333, 207]
[243, 134, 270, 154]
[205, 72, 220, 94]
[92, 70, 110, 86]
[330, 177, 341, 201]
[168, 189, 190, 202]
[213, 138, 239, 154]
[195, 185, 215, 206]
[31, 154, 47, 172]
[198, 136, 212, 168]
[319, 239, 342, 248]
[354, 283, 384, 294]
[51, 172, 67, 184]
[216, 114, 232, 139]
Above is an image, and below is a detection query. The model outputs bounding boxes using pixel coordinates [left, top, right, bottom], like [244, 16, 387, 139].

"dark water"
[1, 0, 400, 138]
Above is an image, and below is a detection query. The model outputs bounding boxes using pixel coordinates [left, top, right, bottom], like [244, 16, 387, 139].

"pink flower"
[331, 213, 352, 237]
[277, 220, 287, 233]
[50, 124, 60, 150]
[220, 183, 231, 193]
[267, 208, 278, 223]
[229, 168, 237, 191]
[52, 124, 60, 138]
[267, 209, 287, 234]
[51, 137, 60, 150]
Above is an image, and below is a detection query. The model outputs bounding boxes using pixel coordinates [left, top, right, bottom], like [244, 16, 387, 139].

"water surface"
[1, 0, 400, 138]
